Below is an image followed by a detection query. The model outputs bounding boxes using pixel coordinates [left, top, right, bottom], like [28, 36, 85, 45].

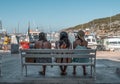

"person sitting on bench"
[34, 32, 51, 75]
[72, 30, 88, 75]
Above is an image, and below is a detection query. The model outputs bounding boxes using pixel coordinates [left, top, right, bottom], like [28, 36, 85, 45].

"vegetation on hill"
[65, 14, 120, 36]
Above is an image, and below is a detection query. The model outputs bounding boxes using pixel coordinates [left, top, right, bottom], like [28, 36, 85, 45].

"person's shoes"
[39, 71, 45, 75]
[83, 72, 87, 76]
[60, 72, 67, 75]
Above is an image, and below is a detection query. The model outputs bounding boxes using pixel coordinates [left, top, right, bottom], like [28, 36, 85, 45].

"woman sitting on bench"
[55, 31, 72, 75]
[34, 32, 51, 75]
[72, 30, 88, 75]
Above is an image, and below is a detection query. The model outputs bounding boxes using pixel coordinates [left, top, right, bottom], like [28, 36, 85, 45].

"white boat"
[85, 35, 97, 49]
[103, 36, 120, 51]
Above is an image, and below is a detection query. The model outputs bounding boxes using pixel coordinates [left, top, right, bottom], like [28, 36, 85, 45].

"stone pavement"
[0, 51, 120, 84]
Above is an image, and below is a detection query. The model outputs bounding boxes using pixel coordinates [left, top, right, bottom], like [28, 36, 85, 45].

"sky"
[0, 0, 120, 33]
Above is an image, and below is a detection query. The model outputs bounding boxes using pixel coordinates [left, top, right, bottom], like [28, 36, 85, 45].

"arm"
[55, 41, 59, 49]
[69, 42, 72, 49]
[73, 41, 77, 49]
[48, 42, 51, 49]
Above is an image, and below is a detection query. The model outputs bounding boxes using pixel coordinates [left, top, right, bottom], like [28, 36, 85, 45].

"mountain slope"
[65, 14, 120, 36]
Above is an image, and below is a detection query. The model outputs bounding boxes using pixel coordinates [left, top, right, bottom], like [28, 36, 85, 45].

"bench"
[20, 49, 96, 78]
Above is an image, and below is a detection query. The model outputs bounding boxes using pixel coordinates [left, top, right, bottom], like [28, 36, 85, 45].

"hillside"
[65, 14, 120, 36]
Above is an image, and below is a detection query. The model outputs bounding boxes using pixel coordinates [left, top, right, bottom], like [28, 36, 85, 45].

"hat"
[77, 30, 85, 38]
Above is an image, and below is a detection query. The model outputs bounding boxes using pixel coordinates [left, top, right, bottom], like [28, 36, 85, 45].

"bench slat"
[23, 62, 94, 66]
[21, 49, 96, 53]
[22, 54, 95, 58]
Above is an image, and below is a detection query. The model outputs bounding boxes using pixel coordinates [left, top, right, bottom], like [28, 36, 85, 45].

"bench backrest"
[20, 49, 96, 61]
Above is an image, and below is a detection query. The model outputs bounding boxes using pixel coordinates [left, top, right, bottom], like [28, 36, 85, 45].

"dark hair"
[59, 31, 70, 48]
[60, 31, 68, 40]
[38, 32, 47, 42]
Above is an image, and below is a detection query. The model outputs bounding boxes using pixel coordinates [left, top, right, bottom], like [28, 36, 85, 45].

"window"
[87, 39, 90, 42]
[92, 39, 95, 42]
[109, 42, 117, 45]
[118, 41, 120, 44]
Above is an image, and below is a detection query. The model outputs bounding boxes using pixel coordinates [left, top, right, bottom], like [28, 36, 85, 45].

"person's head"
[39, 32, 47, 41]
[59, 31, 70, 48]
[77, 30, 85, 39]
[60, 31, 68, 40]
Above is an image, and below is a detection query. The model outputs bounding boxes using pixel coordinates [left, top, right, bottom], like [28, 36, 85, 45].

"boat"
[103, 36, 120, 51]
[85, 34, 97, 49]
[84, 28, 98, 49]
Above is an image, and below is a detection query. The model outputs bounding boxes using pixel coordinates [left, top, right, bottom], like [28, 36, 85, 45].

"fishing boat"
[85, 34, 97, 49]
[85, 28, 97, 49]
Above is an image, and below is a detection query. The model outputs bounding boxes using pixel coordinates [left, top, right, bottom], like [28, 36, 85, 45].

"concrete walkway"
[0, 51, 120, 84]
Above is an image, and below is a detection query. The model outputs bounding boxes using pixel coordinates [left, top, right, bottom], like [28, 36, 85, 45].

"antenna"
[14, 28, 16, 34]
[18, 23, 19, 33]
[28, 21, 30, 35]
[109, 16, 111, 36]
[0, 20, 2, 29]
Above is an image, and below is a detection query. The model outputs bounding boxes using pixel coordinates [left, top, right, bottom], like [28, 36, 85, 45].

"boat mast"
[0, 20, 2, 30]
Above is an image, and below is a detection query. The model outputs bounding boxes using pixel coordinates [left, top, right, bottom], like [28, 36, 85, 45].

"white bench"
[20, 49, 96, 78]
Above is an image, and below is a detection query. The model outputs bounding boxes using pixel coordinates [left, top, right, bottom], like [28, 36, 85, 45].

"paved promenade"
[0, 50, 120, 84]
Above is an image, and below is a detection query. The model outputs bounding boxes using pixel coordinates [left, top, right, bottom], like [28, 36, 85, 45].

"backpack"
[73, 45, 89, 63]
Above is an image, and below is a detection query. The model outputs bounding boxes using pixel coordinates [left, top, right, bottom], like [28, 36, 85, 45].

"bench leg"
[0, 62, 2, 77]
[93, 65, 96, 80]
[91, 65, 93, 77]
[21, 65, 24, 77]
[25, 65, 27, 77]
[0, 65, 1, 77]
